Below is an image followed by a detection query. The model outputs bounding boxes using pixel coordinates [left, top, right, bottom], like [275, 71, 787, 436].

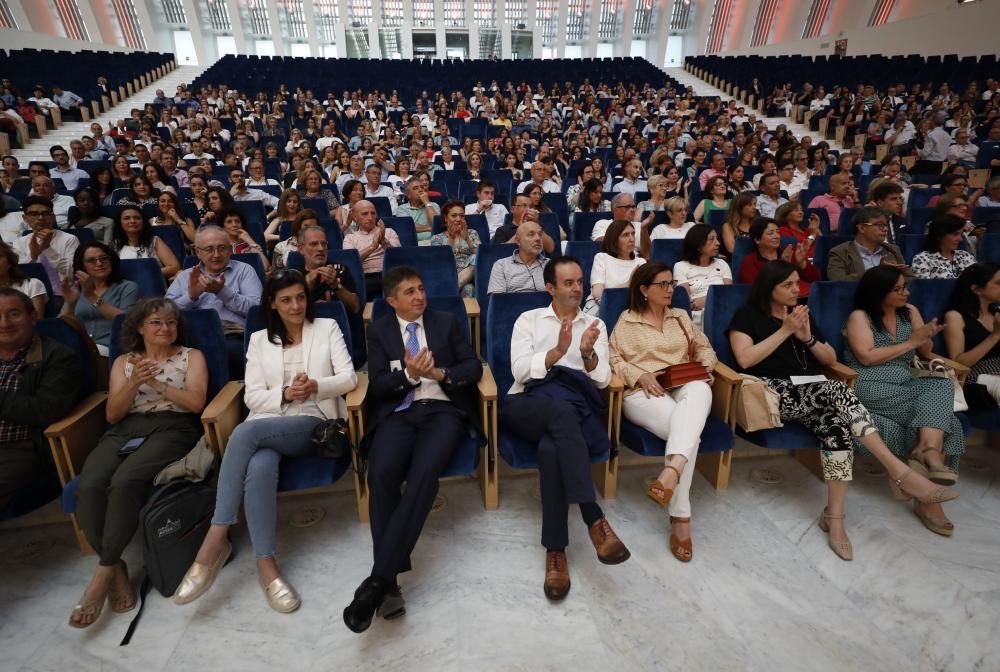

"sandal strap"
[670, 516, 691, 523]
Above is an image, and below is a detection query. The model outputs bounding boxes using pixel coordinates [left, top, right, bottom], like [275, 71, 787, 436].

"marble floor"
[1, 442, 998, 672]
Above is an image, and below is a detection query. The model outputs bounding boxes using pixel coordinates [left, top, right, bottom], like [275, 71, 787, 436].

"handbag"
[654, 315, 712, 390]
[734, 375, 784, 432]
[311, 417, 352, 460]
[909, 357, 967, 412]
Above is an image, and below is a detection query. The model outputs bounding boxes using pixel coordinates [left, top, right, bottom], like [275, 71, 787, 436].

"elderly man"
[11, 196, 78, 296]
[48, 145, 89, 192]
[487, 219, 549, 294]
[335, 154, 367, 192]
[165, 225, 262, 379]
[518, 161, 560, 194]
[395, 178, 439, 243]
[296, 225, 360, 313]
[81, 135, 109, 161]
[756, 172, 789, 218]
[245, 159, 279, 187]
[343, 200, 401, 299]
[697, 153, 728, 190]
[915, 114, 952, 174]
[0, 288, 82, 509]
[827, 207, 909, 282]
[947, 131, 979, 168]
[363, 162, 395, 204]
[465, 180, 509, 237]
[160, 149, 188, 188]
[590, 192, 654, 242]
[491, 192, 556, 254]
[613, 157, 648, 195]
[809, 173, 856, 234]
[228, 165, 279, 214]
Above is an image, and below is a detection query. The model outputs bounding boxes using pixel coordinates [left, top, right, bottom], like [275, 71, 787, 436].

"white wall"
[715, 0, 1000, 59]
[0, 28, 133, 53]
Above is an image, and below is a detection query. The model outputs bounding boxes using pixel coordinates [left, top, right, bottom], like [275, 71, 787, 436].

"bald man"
[808, 173, 856, 234]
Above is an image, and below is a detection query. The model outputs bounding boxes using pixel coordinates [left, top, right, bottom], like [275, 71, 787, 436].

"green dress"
[844, 314, 964, 467]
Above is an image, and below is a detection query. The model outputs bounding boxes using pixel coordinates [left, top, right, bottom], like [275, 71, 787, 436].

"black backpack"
[121, 480, 217, 645]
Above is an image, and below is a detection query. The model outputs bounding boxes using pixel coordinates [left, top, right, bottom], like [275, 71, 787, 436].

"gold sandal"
[889, 467, 959, 504]
[669, 516, 693, 562]
[818, 508, 853, 561]
[913, 501, 955, 537]
[908, 446, 958, 485]
[646, 464, 682, 508]
[108, 561, 136, 614]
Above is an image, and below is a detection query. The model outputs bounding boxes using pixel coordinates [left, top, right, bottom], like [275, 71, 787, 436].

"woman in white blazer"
[175, 269, 357, 613]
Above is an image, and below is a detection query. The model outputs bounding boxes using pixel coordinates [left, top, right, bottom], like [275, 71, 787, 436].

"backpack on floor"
[121, 480, 217, 646]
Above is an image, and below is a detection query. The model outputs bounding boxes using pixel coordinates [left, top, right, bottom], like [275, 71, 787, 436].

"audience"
[674, 224, 733, 328]
[73, 299, 207, 627]
[492, 192, 556, 254]
[61, 242, 138, 355]
[166, 225, 263, 379]
[911, 215, 976, 279]
[720, 191, 756, 257]
[487, 219, 549, 294]
[609, 261, 716, 562]
[395, 178, 439, 243]
[844, 266, 963, 535]
[0, 242, 46, 314]
[755, 172, 788, 218]
[827, 207, 908, 282]
[176, 271, 355, 613]
[111, 205, 181, 279]
[693, 176, 731, 225]
[430, 200, 480, 297]
[297, 225, 361, 312]
[809, 173, 856, 234]
[775, 201, 822, 257]
[219, 208, 270, 272]
[738, 218, 820, 296]
[12, 196, 79, 298]
[505, 256, 629, 601]
[464, 180, 508, 237]
[583, 219, 646, 315]
[729, 261, 956, 558]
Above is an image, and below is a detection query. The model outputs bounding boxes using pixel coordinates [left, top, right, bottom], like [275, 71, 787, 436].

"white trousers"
[977, 374, 1000, 404]
[621, 380, 712, 518]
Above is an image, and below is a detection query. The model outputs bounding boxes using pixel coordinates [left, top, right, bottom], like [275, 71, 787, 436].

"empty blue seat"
[120, 258, 167, 297]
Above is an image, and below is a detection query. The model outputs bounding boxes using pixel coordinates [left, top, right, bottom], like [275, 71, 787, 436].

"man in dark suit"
[343, 266, 483, 633]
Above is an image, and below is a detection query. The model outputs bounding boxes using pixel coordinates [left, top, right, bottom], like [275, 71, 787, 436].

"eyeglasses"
[145, 319, 179, 329]
[648, 280, 677, 290]
[891, 284, 910, 295]
[861, 222, 889, 230]
[24, 210, 53, 218]
[83, 255, 111, 265]
[614, 204, 636, 210]
[196, 245, 231, 254]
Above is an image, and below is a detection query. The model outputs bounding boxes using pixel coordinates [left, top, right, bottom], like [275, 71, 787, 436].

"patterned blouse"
[130, 346, 192, 414]
[911, 250, 976, 279]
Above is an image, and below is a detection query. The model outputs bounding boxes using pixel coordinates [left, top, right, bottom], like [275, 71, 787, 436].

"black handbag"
[311, 417, 352, 460]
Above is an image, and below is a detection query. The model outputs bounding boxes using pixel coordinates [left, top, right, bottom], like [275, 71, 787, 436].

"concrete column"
[225, 0, 248, 54]
[619, 0, 637, 57]
[402, 0, 414, 57]
[653, 0, 673, 67]
[179, 0, 209, 63]
[555, 0, 568, 57]
[303, 0, 319, 55]
[586, 0, 600, 56]
[264, 0, 285, 55]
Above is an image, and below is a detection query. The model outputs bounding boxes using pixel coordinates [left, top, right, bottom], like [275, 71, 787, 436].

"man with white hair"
[29, 176, 73, 228]
[518, 161, 560, 194]
[590, 192, 654, 242]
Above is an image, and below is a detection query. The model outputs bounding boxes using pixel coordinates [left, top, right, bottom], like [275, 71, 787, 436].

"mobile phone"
[118, 436, 147, 456]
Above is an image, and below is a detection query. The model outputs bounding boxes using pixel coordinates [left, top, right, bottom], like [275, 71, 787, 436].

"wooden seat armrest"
[347, 370, 369, 411]
[477, 364, 497, 401]
[44, 392, 108, 486]
[711, 362, 740, 422]
[201, 382, 244, 455]
[822, 362, 858, 386]
[463, 297, 480, 318]
[201, 381, 244, 424]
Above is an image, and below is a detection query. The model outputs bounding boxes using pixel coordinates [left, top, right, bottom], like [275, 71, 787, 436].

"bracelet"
[805, 336, 818, 348]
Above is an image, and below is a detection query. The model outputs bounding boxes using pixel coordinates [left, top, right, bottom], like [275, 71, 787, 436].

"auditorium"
[0, 0, 997, 669]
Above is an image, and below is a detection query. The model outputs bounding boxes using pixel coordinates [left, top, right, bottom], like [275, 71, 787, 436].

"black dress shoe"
[376, 583, 406, 620]
[343, 575, 391, 633]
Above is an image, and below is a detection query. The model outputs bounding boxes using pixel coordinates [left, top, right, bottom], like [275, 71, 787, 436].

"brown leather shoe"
[544, 551, 571, 600]
[588, 517, 631, 565]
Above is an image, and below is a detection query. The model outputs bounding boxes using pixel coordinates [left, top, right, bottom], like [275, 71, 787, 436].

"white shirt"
[590, 253, 645, 291]
[650, 222, 694, 240]
[919, 127, 952, 162]
[509, 305, 611, 395]
[315, 136, 344, 152]
[517, 179, 560, 194]
[50, 194, 74, 228]
[397, 315, 450, 403]
[947, 142, 978, 165]
[12, 228, 79, 293]
[673, 259, 732, 301]
[756, 193, 788, 218]
[612, 177, 648, 195]
[465, 202, 509, 236]
[52, 166, 89, 191]
[0, 213, 25, 244]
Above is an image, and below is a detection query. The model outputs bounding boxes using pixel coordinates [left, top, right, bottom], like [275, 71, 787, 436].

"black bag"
[121, 480, 216, 646]
[311, 417, 352, 460]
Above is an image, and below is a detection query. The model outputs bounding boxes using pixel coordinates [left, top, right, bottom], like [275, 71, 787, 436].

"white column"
[402, 0, 414, 57]
[469, 23, 479, 59]
[501, 22, 511, 58]
[179, 0, 209, 63]
[131, 0, 159, 50]
[555, 0, 568, 57]
[265, 0, 284, 55]
[434, 0, 446, 57]
[619, 0, 636, 57]
[225, 0, 248, 54]
[654, 0, 672, 66]
[586, 0, 600, 56]
[334, 20, 347, 54]
[527, 0, 542, 57]
[303, 0, 319, 55]
[369, 22, 381, 57]
[5, 0, 31, 31]
[76, 0, 109, 45]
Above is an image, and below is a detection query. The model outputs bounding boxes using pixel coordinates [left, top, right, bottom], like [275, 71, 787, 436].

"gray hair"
[295, 224, 326, 245]
[195, 224, 227, 244]
[610, 192, 634, 208]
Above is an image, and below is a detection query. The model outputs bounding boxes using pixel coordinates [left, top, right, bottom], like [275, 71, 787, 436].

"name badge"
[390, 360, 402, 372]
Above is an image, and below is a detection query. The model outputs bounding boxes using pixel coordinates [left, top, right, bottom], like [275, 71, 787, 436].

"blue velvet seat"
[599, 287, 734, 488]
[120, 258, 167, 298]
[381, 216, 418, 247]
[649, 239, 685, 269]
[152, 224, 187, 262]
[812, 236, 850, 279]
[730, 237, 757, 281]
[383, 245, 459, 295]
[486, 291, 618, 497]
[473, 243, 518, 353]
[570, 211, 611, 241]
[564, 240, 600, 301]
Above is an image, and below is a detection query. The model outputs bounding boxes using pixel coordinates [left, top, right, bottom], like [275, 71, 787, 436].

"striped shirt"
[487, 250, 549, 295]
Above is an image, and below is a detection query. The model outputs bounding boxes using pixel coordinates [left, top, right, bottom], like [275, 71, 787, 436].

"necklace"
[789, 337, 810, 373]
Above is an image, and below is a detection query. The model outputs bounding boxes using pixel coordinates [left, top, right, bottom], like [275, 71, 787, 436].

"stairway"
[663, 66, 847, 154]
[11, 64, 207, 163]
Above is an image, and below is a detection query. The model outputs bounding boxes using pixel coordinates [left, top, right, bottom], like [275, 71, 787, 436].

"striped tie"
[395, 322, 420, 412]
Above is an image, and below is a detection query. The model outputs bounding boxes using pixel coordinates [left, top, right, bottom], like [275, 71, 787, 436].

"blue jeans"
[212, 415, 322, 558]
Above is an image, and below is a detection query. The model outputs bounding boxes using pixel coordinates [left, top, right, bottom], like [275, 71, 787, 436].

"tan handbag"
[734, 375, 784, 432]
[655, 316, 712, 389]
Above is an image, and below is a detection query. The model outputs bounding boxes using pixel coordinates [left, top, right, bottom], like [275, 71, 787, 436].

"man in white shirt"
[613, 158, 649, 195]
[182, 138, 215, 163]
[29, 177, 73, 228]
[335, 154, 366, 192]
[362, 163, 395, 201]
[51, 86, 85, 120]
[228, 166, 279, 212]
[465, 180, 509, 237]
[314, 124, 344, 153]
[245, 159, 279, 187]
[518, 162, 560, 194]
[947, 131, 978, 168]
[591, 193, 654, 242]
[917, 115, 953, 171]
[503, 256, 629, 601]
[883, 112, 916, 154]
[12, 196, 78, 296]
[48, 145, 89, 192]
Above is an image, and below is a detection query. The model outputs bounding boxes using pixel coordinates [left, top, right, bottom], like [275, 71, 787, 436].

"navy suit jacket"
[365, 308, 483, 440]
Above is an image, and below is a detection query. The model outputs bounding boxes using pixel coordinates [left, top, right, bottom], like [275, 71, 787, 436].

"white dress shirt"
[465, 202, 509, 236]
[397, 315, 450, 403]
[11, 228, 79, 293]
[508, 305, 611, 395]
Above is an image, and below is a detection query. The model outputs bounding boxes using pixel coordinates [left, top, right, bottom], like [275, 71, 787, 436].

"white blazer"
[244, 317, 357, 421]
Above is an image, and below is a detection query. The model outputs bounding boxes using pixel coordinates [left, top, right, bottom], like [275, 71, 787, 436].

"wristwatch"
[582, 350, 597, 362]
[93, 297, 105, 308]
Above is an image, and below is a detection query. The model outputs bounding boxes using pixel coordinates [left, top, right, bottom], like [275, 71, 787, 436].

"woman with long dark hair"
[944, 262, 1000, 409]
[61, 241, 139, 355]
[911, 215, 976, 279]
[176, 269, 357, 613]
[731, 261, 957, 558]
[111, 204, 181, 278]
[583, 219, 646, 315]
[672, 224, 732, 327]
[844, 265, 964, 536]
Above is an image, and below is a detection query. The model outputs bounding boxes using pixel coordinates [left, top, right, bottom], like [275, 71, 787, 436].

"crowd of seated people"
[1, 59, 997, 636]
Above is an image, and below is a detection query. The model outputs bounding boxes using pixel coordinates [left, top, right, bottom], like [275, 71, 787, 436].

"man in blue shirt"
[166, 225, 262, 379]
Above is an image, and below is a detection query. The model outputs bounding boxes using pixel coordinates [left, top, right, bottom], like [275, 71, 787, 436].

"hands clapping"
[283, 372, 318, 401]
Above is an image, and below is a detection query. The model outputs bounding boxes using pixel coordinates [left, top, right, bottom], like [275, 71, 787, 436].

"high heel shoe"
[174, 540, 232, 605]
[889, 467, 959, 504]
[908, 447, 958, 485]
[647, 464, 682, 508]
[818, 508, 853, 561]
[262, 576, 301, 613]
[669, 516, 692, 562]
[913, 501, 954, 537]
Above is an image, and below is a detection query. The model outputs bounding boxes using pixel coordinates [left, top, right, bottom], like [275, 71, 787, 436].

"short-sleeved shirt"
[727, 304, 827, 379]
